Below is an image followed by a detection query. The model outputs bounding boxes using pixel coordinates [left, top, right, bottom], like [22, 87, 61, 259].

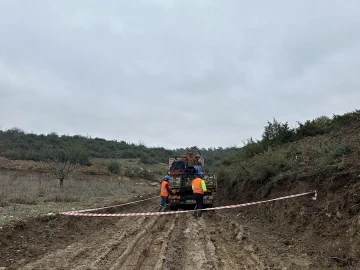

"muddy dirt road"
[0, 199, 346, 269]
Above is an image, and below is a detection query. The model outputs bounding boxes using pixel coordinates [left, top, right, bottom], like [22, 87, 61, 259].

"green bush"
[314, 142, 354, 167]
[249, 149, 294, 182]
[140, 155, 157, 164]
[124, 167, 134, 177]
[137, 169, 155, 180]
[221, 158, 232, 166]
[262, 118, 296, 148]
[108, 160, 121, 174]
[296, 116, 332, 138]
[332, 110, 360, 129]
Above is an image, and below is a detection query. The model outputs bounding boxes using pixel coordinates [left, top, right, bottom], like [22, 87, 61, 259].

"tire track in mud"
[109, 215, 175, 270]
[204, 212, 269, 270]
[163, 211, 272, 270]
[79, 215, 150, 270]
[17, 218, 142, 270]
[16, 201, 159, 270]
[208, 211, 316, 270]
[153, 214, 178, 270]
[163, 213, 220, 270]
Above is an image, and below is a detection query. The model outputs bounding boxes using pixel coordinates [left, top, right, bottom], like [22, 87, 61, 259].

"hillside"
[0, 128, 236, 172]
[214, 109, 360, 268]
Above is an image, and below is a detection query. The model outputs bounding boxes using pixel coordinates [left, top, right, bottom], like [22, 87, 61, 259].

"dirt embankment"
[217, 165, 360, 269]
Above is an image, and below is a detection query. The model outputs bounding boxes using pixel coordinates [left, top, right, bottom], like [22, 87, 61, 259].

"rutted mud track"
[0, 200, 339, 269]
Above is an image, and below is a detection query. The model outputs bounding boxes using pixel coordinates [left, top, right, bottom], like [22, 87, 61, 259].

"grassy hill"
[213, 109, 360, 267]
[213, 110, 360, 195]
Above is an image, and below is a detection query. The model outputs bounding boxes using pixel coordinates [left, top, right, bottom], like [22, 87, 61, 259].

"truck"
[167, 146, 217, 210]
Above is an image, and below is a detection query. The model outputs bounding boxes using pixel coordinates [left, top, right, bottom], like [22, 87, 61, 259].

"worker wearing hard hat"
[157, 175, 172, 212]
[191, 174, 207, 217]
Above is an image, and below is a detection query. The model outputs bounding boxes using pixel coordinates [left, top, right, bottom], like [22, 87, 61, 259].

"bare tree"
[42, 144, 90, 188]
[45, 156, 80, 188]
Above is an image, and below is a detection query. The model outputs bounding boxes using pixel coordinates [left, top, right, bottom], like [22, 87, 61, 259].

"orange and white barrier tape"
[60, 196, 159, 214]
[59, 190, 317, 217]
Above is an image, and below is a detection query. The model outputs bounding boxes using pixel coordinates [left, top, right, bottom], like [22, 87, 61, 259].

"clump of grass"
[8, 197, 37, 205]
[107, 160, 121, 174]
[43, 193, 79, 203]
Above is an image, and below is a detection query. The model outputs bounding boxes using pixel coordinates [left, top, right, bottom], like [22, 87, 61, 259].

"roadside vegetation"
[214, 109, 360, 191]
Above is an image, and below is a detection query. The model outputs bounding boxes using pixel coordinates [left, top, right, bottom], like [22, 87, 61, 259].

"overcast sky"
[0, 1, 359, 149]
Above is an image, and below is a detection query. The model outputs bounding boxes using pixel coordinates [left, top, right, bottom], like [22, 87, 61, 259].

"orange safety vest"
[160, 181, 169, 196]
[192, 178, 204, 194]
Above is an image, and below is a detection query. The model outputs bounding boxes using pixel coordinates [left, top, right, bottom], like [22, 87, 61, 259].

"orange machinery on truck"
[167, 146, 216, 210]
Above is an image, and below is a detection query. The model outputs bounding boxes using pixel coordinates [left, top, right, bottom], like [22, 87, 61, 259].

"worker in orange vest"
[157, 175, 172, 212]
[192, 174, 207, 217]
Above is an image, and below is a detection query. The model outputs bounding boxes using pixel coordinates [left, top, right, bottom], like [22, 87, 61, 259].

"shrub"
[262, 118, 296, 149]
[137, 169, 155, 180]
[108, 160, 121, 174]
[140, 155, 157, 164]
[221, 158, 232, 166]
[124, 167, 134, 177]
[296, 116, 332, 138]
[243, 148, 295, 183]
[314, 142, 354, 167]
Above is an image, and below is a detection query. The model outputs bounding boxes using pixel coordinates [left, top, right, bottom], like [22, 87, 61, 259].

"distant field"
[0, 170, 158, 225]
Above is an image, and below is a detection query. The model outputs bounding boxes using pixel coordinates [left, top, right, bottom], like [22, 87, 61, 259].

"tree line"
[0, 128, 236, 169]
[1, 109, 358, 180]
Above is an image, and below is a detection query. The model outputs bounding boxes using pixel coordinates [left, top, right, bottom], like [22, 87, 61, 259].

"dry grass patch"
[0, 170, 158, 225]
